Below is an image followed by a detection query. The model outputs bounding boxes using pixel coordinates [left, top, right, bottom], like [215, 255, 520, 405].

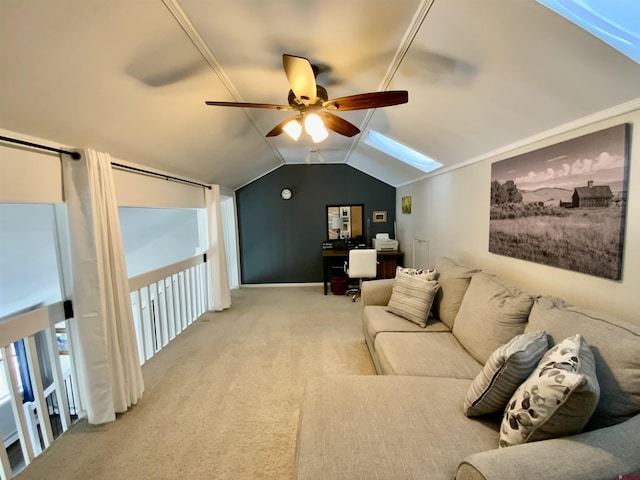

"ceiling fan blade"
[205, 101, 293, 111]
[283, 54, 317, 105]
[323, 90, 408, 112]
[265, 115, 299, 137]
[318, 112, 360, 137]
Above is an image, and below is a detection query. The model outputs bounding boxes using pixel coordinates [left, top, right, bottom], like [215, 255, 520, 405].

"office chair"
[344, 249, 378, 302]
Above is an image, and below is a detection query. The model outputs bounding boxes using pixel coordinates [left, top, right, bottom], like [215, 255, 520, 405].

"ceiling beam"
[162, 0, 286, 165]
[345, 0, 437, 165]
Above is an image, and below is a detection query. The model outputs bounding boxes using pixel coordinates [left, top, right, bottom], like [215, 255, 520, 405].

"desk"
[322, 249, 404, 295]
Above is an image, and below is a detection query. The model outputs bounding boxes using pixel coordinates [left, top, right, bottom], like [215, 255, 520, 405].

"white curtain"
[206, 185, 231, 311]
[63, 148, 144, 424]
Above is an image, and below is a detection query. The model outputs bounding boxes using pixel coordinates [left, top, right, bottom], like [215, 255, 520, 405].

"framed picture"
[373, 211, 387, 223]
[402, 196, 412, 214]
[489, 124, 630, 280]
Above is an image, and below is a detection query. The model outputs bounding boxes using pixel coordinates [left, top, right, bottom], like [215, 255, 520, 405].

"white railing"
[0, 256, 208, 478]
[0, 302, 74, 480]
[129, 255, 209, 365]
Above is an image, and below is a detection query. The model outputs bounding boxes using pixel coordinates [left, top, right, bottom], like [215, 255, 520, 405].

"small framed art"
[402, 196, 412, 214]
[373, 211, 387, 222]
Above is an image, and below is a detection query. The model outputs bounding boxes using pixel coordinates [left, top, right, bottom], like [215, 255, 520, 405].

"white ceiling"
[1, 0, 639, 190]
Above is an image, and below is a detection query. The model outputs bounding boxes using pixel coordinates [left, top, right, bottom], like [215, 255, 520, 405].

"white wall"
[0, 131, 64, 204]
[119, 207, 202, 277]
[113, 166, 205, 209]
[396, 103, 640, 326]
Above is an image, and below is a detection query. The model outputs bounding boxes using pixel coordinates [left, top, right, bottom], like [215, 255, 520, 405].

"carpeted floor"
[16, 286, 375, 479]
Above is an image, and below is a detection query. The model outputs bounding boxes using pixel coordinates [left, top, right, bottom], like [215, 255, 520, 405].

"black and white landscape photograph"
[490, 124, 630, 280]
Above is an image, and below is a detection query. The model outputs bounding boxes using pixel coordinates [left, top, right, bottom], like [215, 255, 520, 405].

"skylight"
[537, 0, 640, 64]
[364, 130, 443, 173]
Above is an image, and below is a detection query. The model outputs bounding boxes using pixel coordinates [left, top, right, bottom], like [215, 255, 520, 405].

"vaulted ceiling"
[1, 0, 639, 190]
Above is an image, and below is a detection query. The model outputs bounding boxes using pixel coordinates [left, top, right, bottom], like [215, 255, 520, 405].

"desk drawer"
[377, 254, 403, 278]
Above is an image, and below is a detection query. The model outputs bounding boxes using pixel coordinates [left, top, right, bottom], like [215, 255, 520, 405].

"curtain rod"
[0, 135, 81, 159]
[111, 162, 212, 190]
[0, 134, 211, 190]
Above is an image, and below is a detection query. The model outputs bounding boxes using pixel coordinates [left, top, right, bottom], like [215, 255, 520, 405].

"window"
[364, 130, 443, 173]
[537, 0, 640, 64]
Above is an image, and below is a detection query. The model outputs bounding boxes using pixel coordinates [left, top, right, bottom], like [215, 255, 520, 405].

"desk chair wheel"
[345, 284, 361, 302]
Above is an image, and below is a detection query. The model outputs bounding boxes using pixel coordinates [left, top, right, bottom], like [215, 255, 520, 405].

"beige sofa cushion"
[464, 331, 549, 417]
[295, 376, 499, 480]
[433, 257, 480, 329]
[453, 272, 536, 364]
[363, 306, 449, 374]
[364, 306, 449, 347]
[525, 296, 640, 429]
[499, 334, 600, 447]
[375, 332, 482, 378]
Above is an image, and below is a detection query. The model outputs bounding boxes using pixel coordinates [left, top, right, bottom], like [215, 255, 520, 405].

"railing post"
[169, 275, 179, 337]
[24, 336, 54, 449]
[1, 345, 34, 466]
[0, 438, 11, 480]
[45, 321, 72, 431]
[178, 272, 187, 330]
[126, 256, 211, 366]
[142, 286, 155, 358]
[131, 291, 147, 364]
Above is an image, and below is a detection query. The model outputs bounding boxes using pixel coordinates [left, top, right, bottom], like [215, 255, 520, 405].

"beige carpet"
[17, 286, 375, 479]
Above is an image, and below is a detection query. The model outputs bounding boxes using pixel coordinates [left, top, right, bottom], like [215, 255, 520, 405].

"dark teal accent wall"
[236, 164, 396, 284]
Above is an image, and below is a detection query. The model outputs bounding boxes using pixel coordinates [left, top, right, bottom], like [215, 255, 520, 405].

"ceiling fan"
[205, 54, 408, 143]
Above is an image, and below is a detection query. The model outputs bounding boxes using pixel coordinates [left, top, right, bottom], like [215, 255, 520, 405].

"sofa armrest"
[456, 414, 640, 480]
[361, 278, 394, 307]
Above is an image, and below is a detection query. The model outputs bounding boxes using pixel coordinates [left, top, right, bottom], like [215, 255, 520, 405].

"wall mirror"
[326, 204, 364, 241]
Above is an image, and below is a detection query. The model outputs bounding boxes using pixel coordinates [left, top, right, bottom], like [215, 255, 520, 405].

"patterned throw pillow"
[395, 266, 438, 280]
[464, 331, 549, 417]
[499, 334, 600, 448]
[386, 267, 439, 327]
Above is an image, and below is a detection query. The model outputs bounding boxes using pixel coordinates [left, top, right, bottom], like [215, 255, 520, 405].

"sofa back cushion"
[525, 296, 640, 429]
[433, 257, 480, 329]
[453, 272, 536, 364]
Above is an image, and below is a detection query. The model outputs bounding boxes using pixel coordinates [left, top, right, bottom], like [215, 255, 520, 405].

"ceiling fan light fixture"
[283, 118, 302, 141]
[205, 55, 408, 142]
[304, 113, 328, 143]
[311, 130, 329, 143]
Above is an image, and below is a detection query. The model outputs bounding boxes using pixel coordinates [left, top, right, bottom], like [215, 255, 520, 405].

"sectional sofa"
[294, 257, 640, 479]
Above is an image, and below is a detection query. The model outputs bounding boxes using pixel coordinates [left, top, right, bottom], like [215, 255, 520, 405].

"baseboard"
[240, 282, 324, 288]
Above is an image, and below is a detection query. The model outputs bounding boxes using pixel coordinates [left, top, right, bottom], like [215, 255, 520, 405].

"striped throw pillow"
[385, 268, 439, 327]
[463, 331, 549, 416]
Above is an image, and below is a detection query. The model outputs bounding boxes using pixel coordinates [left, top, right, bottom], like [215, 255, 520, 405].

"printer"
[372, 233, 399, 251]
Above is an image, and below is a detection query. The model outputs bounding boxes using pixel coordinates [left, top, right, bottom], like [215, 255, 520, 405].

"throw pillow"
[525, 295, 640, 430]
[394, 266, 438, 280]
[464, 331, 549, 417]
[499, 334, 600, 448]
[386, 268, 440, 327]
